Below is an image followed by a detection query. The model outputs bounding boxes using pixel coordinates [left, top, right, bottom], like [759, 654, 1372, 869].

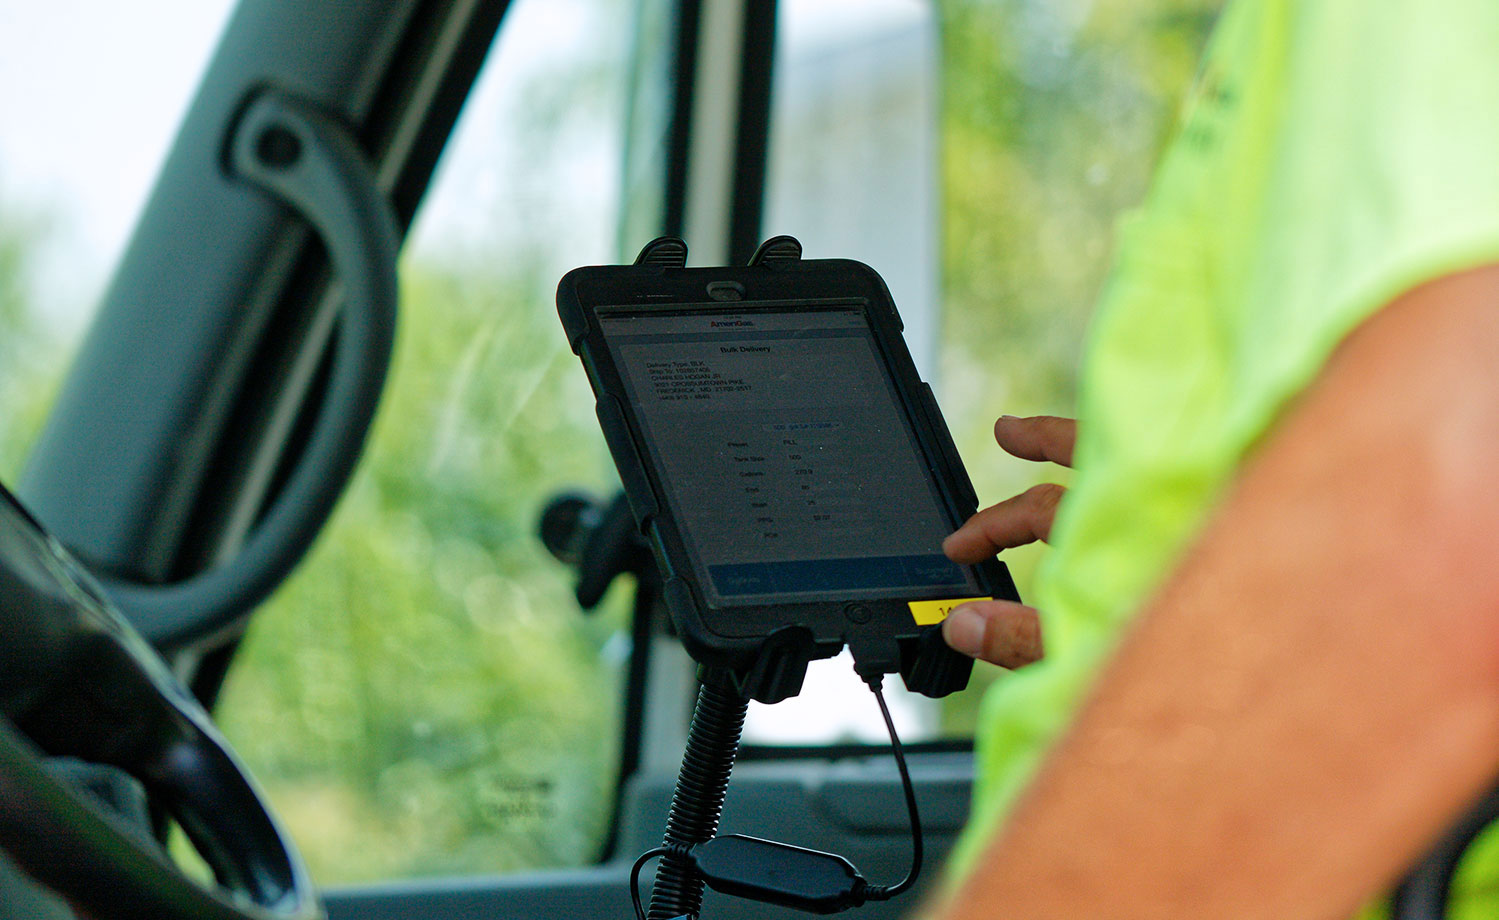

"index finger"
[995, 415, 1076, 467]
[943, 483, 1066, 563]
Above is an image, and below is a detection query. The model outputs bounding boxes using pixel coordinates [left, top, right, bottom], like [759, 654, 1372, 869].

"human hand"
[939, 415, 1075, 668]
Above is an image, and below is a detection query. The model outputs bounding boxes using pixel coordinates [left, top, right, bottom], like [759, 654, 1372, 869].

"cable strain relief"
[848, 636, 900, 686]
[856, 881, 889, 903]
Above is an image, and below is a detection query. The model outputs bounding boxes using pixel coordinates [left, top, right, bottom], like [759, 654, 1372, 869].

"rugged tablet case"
[558, 249, 1019, 700]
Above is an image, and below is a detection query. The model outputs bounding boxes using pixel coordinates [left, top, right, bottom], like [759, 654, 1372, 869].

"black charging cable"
[856, 672, 923, 901]
[630, 846, 675, 920]
[629, 665, 924, 919]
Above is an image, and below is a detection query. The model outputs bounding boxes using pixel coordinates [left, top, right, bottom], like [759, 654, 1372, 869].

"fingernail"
[943, 605, 985, 657]
[1000, 414, 1019, 420]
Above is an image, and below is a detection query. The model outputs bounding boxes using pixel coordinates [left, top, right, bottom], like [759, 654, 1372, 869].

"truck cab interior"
[0, 1, 1483, 918]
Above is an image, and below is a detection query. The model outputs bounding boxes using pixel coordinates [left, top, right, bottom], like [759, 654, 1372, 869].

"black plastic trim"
[727, 1, 777, 267]
[663, 0, 702, 240]
[362, 0, 513, 229]
[736, 739, 973, 762]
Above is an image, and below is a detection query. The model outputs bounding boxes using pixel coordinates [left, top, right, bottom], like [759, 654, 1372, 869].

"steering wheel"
[0, 482, 320, 920]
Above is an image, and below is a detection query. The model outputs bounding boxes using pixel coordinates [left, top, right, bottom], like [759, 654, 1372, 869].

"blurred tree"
[934, 0, 1217, 727]
[938, 0, 1217, 428]
[215, 0, 636, 883]
[217, 262, 625, 882]
[0, 198, 63, 481]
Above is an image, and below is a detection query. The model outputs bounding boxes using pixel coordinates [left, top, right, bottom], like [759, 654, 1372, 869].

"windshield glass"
[210, 0, 637, 884]
[932, 0, 1216, 732]
[0, 0, 1220, 889]
[0, 0, 235, 476]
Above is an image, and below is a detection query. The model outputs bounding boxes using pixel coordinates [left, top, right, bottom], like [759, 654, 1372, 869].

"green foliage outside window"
[0, 200, 61, 481]
[935, 0, 1216, 728]
[214, 264, 626, 883]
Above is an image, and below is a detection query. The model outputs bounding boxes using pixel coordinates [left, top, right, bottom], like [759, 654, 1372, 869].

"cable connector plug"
[848, 636, 902, 686]
[689, 834, 871, 914]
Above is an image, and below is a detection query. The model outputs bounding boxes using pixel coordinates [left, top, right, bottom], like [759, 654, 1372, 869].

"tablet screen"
[601, 305, 977, 606]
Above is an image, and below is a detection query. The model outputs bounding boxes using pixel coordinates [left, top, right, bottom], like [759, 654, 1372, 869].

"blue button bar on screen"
[708, 554, 967, 598]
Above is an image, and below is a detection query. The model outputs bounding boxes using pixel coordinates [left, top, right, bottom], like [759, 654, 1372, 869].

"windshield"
[0, 0, 235, 475]
[0, 0, 1218, 889]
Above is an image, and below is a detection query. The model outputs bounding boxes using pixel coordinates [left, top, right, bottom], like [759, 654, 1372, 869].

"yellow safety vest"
[950, 3, 1499, 915]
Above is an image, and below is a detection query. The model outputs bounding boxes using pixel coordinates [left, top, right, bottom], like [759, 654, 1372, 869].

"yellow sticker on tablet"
[907, 597, 992, 626]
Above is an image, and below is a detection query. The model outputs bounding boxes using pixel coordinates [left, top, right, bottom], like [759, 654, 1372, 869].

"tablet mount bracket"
[632, 237, 944, 920]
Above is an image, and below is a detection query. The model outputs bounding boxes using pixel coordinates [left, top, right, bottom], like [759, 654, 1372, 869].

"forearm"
[940, 268, 1499, 919]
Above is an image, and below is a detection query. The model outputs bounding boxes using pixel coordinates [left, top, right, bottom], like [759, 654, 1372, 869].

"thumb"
[941, 601, 1044, 669]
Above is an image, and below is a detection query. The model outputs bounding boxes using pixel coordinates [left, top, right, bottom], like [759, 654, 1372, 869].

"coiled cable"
[646, 678, 748, 920]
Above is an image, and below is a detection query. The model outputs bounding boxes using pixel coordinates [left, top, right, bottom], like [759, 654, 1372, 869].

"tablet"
[558, 254, 1018, 696]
